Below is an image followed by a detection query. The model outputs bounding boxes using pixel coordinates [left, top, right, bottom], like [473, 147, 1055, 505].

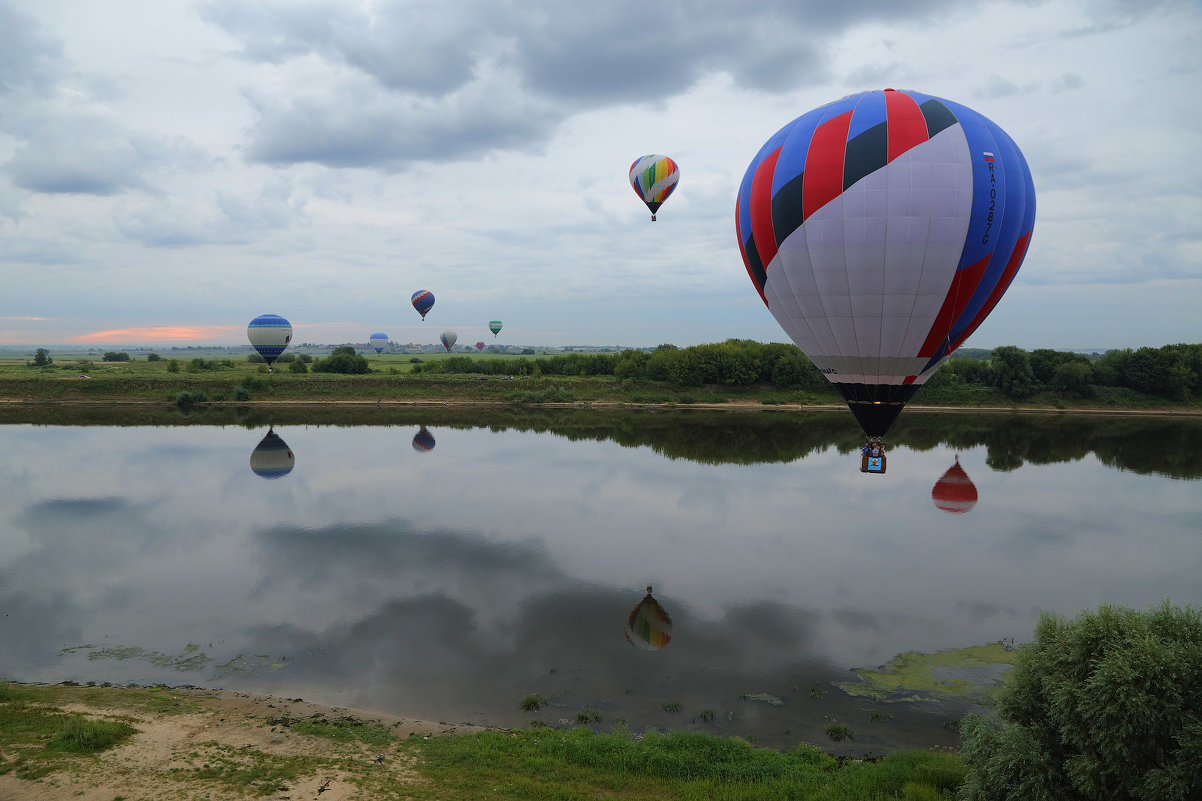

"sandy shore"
[1, 684, 490, 801]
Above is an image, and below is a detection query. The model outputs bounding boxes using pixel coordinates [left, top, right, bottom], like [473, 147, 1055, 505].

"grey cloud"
[202, 0, 973, 169]
[1050, 72, 1084, 93]
[0, 1, 62, 95]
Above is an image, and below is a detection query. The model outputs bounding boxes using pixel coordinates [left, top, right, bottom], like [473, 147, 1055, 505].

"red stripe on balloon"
[749, 147, 782, 270]
[916, 252, 992, 358]
[948, 230, 1032, 352]
[803, 111, 853, 219]
[884, 89, 929, 161]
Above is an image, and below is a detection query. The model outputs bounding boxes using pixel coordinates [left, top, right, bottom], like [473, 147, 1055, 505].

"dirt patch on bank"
[0, 685, 489, 801]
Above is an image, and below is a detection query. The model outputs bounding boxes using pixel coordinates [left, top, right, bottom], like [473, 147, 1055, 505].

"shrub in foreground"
[959, 601, 1202, 801]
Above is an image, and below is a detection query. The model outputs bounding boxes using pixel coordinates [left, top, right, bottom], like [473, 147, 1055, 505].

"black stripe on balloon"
[842, 120, 888, 191]
[919, 98, 957, 138]
[770, 172, 805, 245]
[743, 237, 767, 293]
[834, 383, 921, 438]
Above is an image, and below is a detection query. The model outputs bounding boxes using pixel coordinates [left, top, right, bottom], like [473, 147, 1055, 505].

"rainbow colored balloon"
[629, 154, 679, 221]
[625, 587, 672, 650]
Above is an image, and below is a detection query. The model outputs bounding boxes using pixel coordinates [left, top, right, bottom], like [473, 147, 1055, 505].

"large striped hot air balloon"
[736, 89, 1035, 438]
[411, 290, 435, 320]
[489, 320, 502, 338]
[247, 314, 292, 371]
[932, 456, 978, 513]
[625, 586, 672, 651]
[629, 154, 679, 221]
[250, 429, 295, 479]
[439, 330, 457, 351]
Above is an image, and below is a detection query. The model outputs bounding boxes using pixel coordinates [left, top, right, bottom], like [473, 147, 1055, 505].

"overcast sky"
[1, 0, 1199, 350]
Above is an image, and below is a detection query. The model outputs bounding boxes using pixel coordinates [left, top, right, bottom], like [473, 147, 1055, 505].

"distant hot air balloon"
[440, 330, 457, 351]
[411, 290, 435, 320]
[412, 427, 435, 453]
[475, 341, 486, 351]
[489, 320, 503, 337]
[369, 333, 389, 354]
[736, 89, 1035, 438]
[250, 428, 295, 479]
[933, 456, 978, 513]
[247, 314, 293, 371]
[629, 154, 679, 221]
[625, 586, 672, 650]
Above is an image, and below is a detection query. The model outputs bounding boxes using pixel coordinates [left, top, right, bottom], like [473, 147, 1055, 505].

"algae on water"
[838, 642, 1018, 703]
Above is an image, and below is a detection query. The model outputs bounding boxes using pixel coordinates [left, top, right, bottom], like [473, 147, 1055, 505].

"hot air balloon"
[412, 427, 435, 453]
[247, 314, 293, 371]
[250, 428, 295, 479]
[629, 154, 679, 221]
[475, 341, 486, 351]
[933, 455, 978, 513]
[736, 89, 1035, 438]
[440, 330, 457, 351]
[489, 320, 503, 337]
[411, 290, 435, 320]
[625, 586, 672, 650]
[369, 333, 389, 354]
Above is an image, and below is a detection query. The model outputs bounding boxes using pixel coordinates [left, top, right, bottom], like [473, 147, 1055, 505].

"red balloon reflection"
[932, 456, 978, 514]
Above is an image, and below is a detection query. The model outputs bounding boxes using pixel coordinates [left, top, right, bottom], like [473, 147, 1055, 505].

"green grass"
[403, 727, 968, 800]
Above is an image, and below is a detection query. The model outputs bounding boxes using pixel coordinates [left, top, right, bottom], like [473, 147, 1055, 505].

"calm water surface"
[1, 410, 1199, 753]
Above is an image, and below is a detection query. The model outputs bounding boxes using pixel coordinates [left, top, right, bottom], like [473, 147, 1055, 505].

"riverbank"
[0, 682, 969, 800]
[0, 682, 489, 801]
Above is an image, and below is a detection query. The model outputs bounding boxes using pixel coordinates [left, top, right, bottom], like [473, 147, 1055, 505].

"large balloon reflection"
[625, 586, 672, 650]
[932, 456, 978, 514]
[250, 428, 295, 479]
[412, 427, 436, 453]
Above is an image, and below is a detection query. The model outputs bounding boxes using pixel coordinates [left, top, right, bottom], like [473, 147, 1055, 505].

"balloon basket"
[860, 453, 887, 474]
[651, 214, 657, 221]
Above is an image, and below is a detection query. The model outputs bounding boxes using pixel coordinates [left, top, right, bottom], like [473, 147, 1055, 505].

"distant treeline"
[413, 340, 1202, 402]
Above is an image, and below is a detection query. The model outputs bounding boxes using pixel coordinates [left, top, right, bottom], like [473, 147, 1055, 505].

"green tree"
[102, 351, 130, 362]
[990, 346, 1036, 399]
[960, 602, 1202, 801]
[146, 353, 160, 362]
[166, 359, 180, 373]
[288, 357, 308, 373]
[312, 346, 369, 374]
[1051, 361, 1095, 398]
[31, 348, 53, 367]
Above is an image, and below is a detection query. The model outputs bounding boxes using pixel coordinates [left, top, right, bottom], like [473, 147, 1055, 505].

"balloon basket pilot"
[860, 440, 887, 474]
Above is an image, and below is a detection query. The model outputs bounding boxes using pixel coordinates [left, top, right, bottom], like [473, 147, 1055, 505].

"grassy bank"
[4, 354, 1201, 415]
[1, 681, 967, 800]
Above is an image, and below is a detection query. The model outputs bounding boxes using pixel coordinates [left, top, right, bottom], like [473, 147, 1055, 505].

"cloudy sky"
[1, 0, 1198, 349]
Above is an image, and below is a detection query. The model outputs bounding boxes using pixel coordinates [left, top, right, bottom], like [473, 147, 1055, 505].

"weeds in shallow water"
[576, 710, 603, 724]
[825, 723, 855, 742]
[661, 701, 683, 713]
[696, 708, 716, 723]
[520, 694, 546, 711]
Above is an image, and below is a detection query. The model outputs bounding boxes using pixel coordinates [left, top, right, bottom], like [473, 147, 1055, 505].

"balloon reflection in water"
[412, 427, 436, 453]
[250, 429, 295, 479]
[625, 586, 672, 650]
[932, 456, 978, 513]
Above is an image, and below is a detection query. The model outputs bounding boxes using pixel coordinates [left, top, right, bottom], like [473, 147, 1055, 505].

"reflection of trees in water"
[4, 404, 1199, 478]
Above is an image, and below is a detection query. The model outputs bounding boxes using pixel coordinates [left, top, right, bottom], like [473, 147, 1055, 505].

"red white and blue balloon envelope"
[736, 89, 1035, 437]
[250, 429, 295, 479]
[412, 427, 436, 453]
[247, 314, 293, 367]
[933, 457, 978, 513]
[411, 290, 435, 320]
[625, 587, 672, 650]
[629, 154, 679, 220]
[369, 333, 388, 354]
[440, 330, 457, 351]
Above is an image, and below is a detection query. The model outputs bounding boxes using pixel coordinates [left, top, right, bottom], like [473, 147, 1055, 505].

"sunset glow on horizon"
[74, 326, 241, 343]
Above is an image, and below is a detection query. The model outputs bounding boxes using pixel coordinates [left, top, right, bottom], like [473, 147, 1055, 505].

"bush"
[312, 347, 370, 374]
[233, 387, 251, 401]
[166, 359, 180, 373]
[288, 358, 308, 373]
[146, 353, 160, 362]
[102, 351, 130, 362]
[960, 601, 1202, 801]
